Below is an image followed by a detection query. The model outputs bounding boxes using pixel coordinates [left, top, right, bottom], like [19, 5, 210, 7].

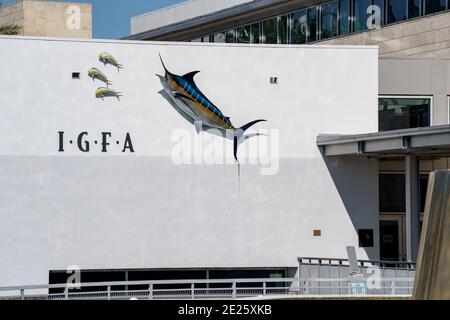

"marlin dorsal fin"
[183, 71, 200, 82]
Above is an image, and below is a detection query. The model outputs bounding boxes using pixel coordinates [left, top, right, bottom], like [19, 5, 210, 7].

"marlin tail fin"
[233, 119, 266, 161]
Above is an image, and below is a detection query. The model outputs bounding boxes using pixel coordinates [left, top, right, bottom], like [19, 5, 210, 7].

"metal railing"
[0, 277, 414, 300]
[298, 257, 416, 280]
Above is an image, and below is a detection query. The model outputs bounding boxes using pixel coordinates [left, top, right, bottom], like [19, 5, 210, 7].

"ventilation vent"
[72, 72, 80, 79]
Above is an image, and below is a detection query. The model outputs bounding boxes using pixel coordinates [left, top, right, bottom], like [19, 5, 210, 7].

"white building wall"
[131, 0, 254, 35]
[0, 36, 378, 286]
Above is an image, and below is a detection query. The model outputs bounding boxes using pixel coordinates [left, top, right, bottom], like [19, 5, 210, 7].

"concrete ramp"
[413, 170, 450, 300]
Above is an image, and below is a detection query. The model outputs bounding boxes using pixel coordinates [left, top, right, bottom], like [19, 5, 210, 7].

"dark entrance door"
[380, 220, 400, 261]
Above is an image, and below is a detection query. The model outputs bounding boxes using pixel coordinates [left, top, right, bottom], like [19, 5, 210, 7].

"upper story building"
[127, 0, 450, 59]
[0, 0, 92, 38]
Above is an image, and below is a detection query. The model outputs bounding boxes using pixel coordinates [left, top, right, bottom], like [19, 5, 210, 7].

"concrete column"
[405, 155, 420, 262]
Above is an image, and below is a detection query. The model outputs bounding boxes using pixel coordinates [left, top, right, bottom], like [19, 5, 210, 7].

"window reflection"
[308, 7, 317, 42]
[339, 0, 350, 35]
[408, 0, 422, 18]
[353, 0, 371, 32]
[387, 0, 407, 24]
[236, 25, 251, 43]
[424, 0, 447, 14]
[213, 32, 226, 43]
[321, 2, 338, 39]
[263, 18, 277, 44]
[279, 15, 288, 44]
[250, 23, 260, 43]
[378, 97, 431, 131]
[291, 10, 307, 44]
[379, 173, 430, 213]
[225, 29, 235, 43]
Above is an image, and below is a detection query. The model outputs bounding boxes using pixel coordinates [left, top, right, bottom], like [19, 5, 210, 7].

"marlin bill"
[157, 55, 266, 161]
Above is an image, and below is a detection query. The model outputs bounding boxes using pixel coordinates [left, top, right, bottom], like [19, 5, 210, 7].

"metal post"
[125, 270, 128, 294]
[20, 288, 24, 300]
[405, 155, 420, 262]
[107, 285, 111, 300]
[148, 283, 153, 300]
[263, 282, 266, 296]
[64, 286, 68, 300]
[232, 282, 237, 299]
[191, 283, 195, 300]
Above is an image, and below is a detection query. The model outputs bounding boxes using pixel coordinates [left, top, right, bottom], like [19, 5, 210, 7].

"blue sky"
[2, 0, 186, 39]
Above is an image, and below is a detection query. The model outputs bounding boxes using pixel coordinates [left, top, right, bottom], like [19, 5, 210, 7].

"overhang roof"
[317, 125, 450, 158]
[125, 0, 292, 40]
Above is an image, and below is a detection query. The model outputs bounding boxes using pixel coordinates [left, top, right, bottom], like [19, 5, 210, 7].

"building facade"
[0, 36, 378, 286]
[0, 0, 92, 38]
[127, 0, 450, 264]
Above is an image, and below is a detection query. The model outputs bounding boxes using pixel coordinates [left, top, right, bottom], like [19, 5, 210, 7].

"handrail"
[0, 277, 415, 293]
[298, 257, 416, 267]
[298, 257, 416, 264]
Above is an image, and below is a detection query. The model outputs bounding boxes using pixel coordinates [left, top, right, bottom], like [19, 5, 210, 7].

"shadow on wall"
[320, 148, 380, 261]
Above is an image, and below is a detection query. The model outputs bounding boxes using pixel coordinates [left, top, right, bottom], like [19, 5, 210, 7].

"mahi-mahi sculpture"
[156, 55, 266, 161]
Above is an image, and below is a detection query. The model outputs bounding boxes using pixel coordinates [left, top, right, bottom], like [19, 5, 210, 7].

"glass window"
[420, 174, 429, 213]
[225, 29, 235, 43]
[278, 15, 289, 44]
[308, 7, 317, 42]
[353, 0, 371, 32]
[213, 32, 226, 43]
[339, 0, 350, 35]
[387, 0, 407, 23]
[321, 2, 338, 39]
[236, 25, 251, 43]
[202, 36, 211, 43]
[408, 0, 422, 18]
[379, 174, 430, 213]
[291, 10, 307, 44]
[378, 97, 431, 131]
[263, 17, 277, 44]
[379, 174, 406, 212]
[250, 23, 260, 44]
[424, 0, 447, 14]
[191, 38, 202, 42]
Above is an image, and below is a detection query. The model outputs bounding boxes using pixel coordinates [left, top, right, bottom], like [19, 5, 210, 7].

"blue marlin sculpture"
[156, 55, 266, 161]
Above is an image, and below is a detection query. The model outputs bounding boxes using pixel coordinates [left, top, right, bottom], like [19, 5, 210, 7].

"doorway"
[379, 215, 405, 261]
